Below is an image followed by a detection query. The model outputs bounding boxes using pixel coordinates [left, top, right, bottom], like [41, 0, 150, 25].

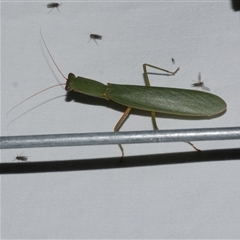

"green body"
[66, 73, 226, 117]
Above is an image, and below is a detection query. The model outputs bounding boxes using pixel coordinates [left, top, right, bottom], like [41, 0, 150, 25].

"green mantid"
[7, 31, 227, 156]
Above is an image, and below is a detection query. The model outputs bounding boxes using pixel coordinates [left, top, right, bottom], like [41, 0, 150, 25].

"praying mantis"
[7, 31, 227, 156]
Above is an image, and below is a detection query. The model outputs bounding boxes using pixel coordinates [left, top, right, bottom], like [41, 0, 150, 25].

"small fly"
[192, 72, 210, 91]
[13, 153, 29, 162]
[88, 34, 102, 45]
[47, 2, 61, 14]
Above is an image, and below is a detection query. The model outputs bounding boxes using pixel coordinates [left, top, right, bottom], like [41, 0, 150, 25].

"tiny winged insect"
[7, 31, 227, 157]
[171, 58, 175, 64]
[13, 153, 28, 162]
[47, 2, 61, 14]
[192, 72, 210, 91]
[88, 34, 102, 45]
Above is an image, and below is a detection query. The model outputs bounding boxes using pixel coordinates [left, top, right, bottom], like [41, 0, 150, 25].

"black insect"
[88, 34, 102, 45]
[47, 3, 61, 14]
[13, 153, 28, 162]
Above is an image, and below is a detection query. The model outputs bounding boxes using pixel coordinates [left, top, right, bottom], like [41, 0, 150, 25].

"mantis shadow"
[1, 148, 240, 174]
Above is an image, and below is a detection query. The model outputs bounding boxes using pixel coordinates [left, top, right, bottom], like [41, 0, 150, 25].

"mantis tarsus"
[7, 31, 227, 156]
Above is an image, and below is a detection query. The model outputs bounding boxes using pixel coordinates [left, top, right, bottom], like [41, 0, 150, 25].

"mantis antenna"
[6, 29, 67, 117]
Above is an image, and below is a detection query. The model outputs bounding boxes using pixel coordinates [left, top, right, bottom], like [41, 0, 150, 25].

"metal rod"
[1, 127, 239, 149]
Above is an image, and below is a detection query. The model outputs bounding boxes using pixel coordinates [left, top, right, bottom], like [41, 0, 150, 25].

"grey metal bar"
[1, 127, 239, 149]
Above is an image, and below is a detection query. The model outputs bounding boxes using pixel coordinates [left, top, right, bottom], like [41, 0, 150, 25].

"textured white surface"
[1, 1, 240, 238]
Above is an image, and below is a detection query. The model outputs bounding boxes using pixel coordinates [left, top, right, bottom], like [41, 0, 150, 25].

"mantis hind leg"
[151, 111, 159, 130]
[151, 110, 200, 151]
[187, 141, 201, 152]
[143, 63, 179, 130]
[143, 63, 179, 87]
[114, 107, 132, 158]
[143, 63, 200, 152]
